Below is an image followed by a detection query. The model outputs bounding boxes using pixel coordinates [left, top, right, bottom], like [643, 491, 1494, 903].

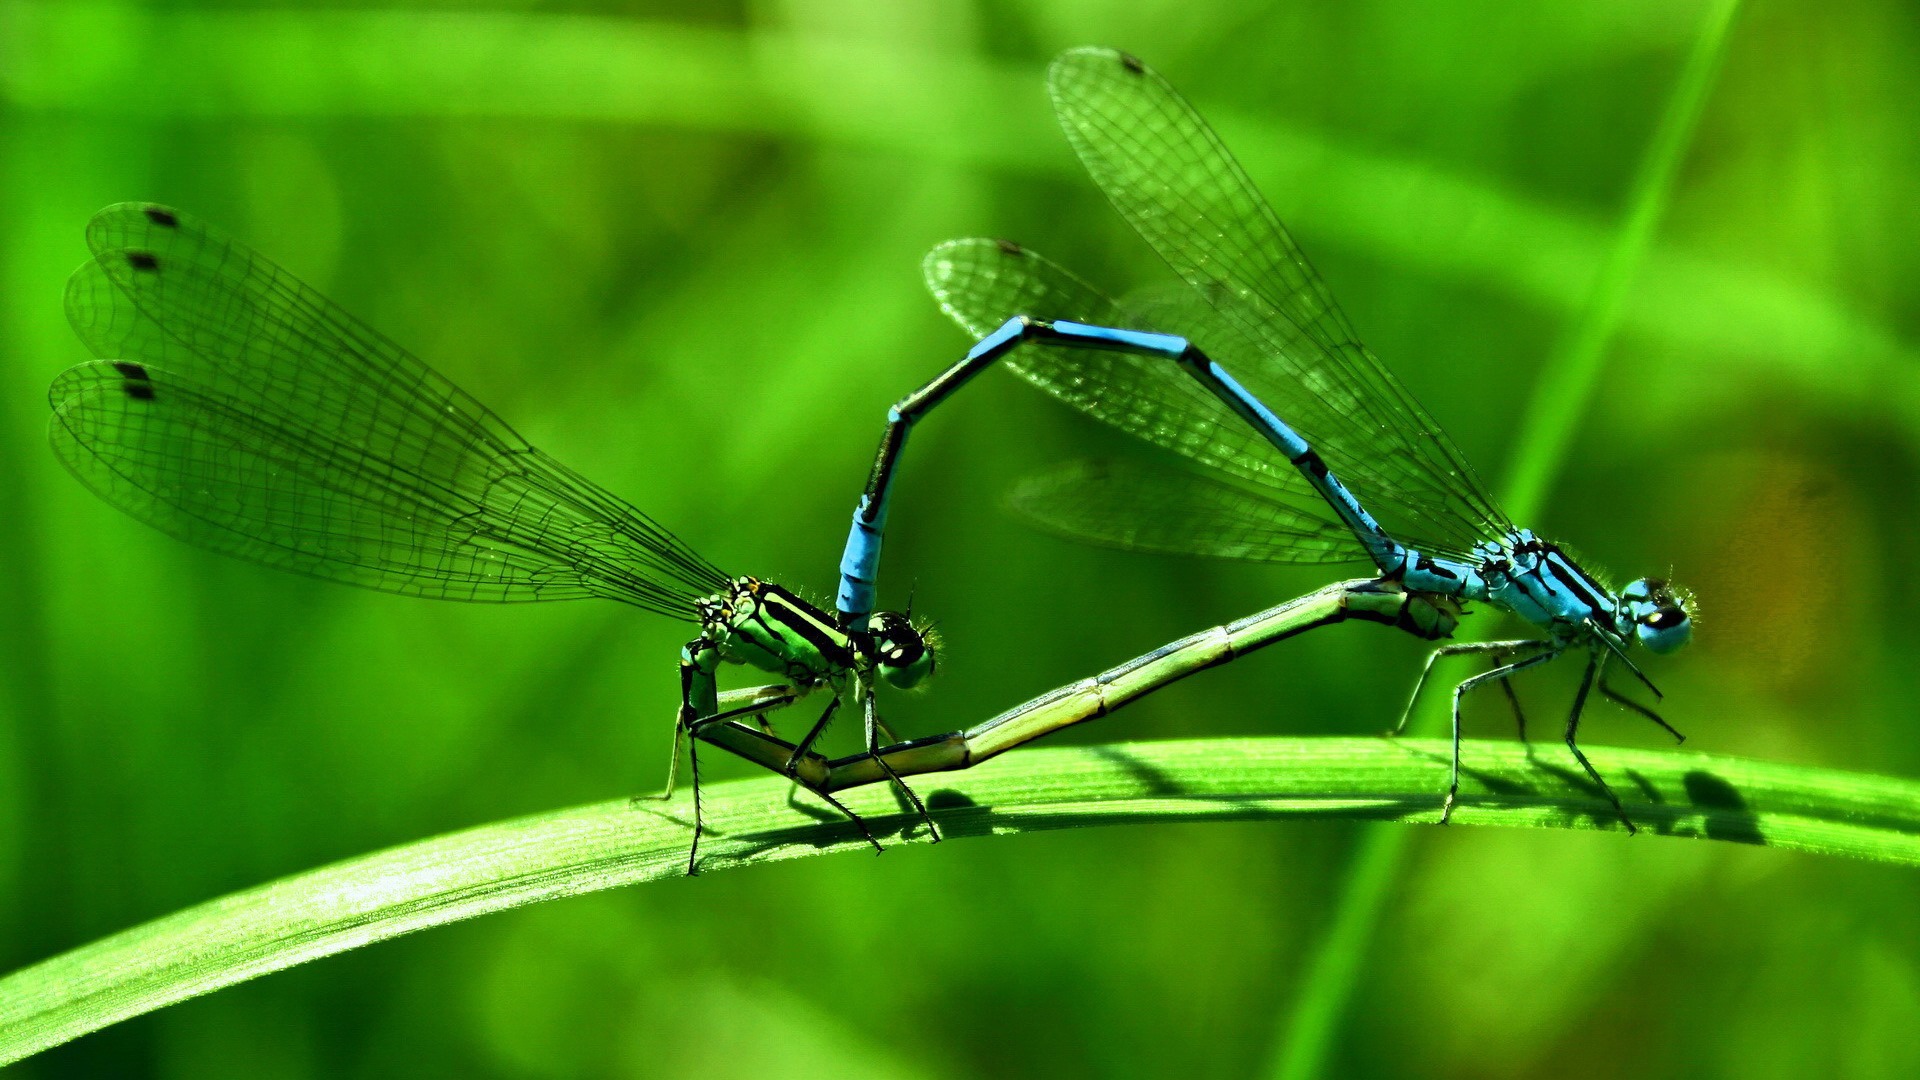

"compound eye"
[869, 611, 935, 688]
[1645, 607, 1686, 631]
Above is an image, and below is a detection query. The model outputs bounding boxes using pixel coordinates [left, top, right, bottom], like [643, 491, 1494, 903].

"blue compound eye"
[1624, 578, 1692, 654]
[1637, 606, 1691, 654]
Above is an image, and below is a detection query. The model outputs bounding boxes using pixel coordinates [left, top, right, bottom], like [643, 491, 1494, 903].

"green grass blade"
[2, 735, 1916, 1066]
[1500, 0, 1743, 514]
[1270, 4, 1743, 1077]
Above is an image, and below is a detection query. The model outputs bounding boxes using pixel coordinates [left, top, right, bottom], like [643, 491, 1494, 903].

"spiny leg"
[684, 683, 804, 801]
[1392, 639, 1543, 736]
[779, 695, 887, 855]
[1490, 650, 1529, 745]
[677, 636, 882, 863]
[1442, 648, 1562, 824]
[777, 694, 840, 814]
[798, 785, 885, 852]
[673, 637, 719, 874]
[865, 684, 940, 843]
[785, 695, 843, 773]
[686, 735, 703, 875]
[686, 705, 884, 856]
[1600, 667, 1686, 744]
[1565, 652, 1637, 834]
[703, 683, 801, 744]
[666, 662, 800, 870]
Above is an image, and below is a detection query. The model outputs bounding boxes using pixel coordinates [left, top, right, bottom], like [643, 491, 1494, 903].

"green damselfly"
[48, 203, 939, 873]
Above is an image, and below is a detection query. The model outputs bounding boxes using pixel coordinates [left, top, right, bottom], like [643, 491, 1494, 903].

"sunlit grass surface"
[4, 1, 1920, 1076]
[6, 735, 1920, 1068]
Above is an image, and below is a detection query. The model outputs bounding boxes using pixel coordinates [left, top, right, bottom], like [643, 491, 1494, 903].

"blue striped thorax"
[1471, 532, 1614, 642]
[1439, 530, 1693, 653]
[1478, 531, 1617, 639]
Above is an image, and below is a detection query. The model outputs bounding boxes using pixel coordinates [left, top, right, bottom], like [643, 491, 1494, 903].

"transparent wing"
[1046, 47, 1511, 556]
[55, 203, 729, 613]
[926, 238, 1353, 555]
[1010, 459, 1361, 564]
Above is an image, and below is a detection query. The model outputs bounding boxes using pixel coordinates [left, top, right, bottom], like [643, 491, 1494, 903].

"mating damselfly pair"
[48, 47, 1690, 871]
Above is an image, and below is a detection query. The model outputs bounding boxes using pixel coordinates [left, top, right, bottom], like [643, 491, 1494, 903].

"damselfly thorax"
[691, 578, 933, 692]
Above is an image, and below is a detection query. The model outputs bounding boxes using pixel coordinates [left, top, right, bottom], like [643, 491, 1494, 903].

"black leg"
[675, 638, 718, 875]
[1392, 639, 1543, 736]
[1491, 650, 1529, 745]
[1443, 648, 1561, 824]
[865, 685, 940, 844]
[1600, 669, 1686, 744]
[1566, 652, 1636, 834]
[806, 787, 884, 852]
[786, 696, 842, 773]
[687, 706, 884, 856]
[686, 735, 704, 876]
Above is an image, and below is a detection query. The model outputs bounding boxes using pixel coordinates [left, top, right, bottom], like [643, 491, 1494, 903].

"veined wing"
[1047, 47, 1511, 557]
[926, 238, 1358, 558]
[55, 203, 729, 613]
[1010, 459, 1360, 564]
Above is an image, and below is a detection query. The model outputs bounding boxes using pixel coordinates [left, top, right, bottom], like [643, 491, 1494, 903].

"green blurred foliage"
[3, 0, 1920, 1076]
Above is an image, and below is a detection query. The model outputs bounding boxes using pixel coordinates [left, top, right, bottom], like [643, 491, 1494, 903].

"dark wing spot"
[125, 251, 160, 272]
[1118, 52, 1145, 74]
[994, 238, 1025, 257]
[111, 361, 150, 381]
[122, 380, 155, 401]
[142, 206, 180, 228]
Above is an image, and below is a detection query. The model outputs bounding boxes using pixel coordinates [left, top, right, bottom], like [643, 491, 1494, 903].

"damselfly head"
[1621, 578, 1692, 655]
[866, 610, 937, 689]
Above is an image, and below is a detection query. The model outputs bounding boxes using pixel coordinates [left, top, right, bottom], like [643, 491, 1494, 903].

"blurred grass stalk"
[1, 2, 1913, 436]
[1268, 2, 1742, 1077]
[6, 734, 1920, 1067]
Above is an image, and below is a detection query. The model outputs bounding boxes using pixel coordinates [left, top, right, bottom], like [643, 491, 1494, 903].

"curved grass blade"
[4, 736, 1918, 1066]
[55, 203, 729, 612]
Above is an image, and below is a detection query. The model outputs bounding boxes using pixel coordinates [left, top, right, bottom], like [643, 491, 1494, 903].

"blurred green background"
[5, 0, 1920, 1076]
